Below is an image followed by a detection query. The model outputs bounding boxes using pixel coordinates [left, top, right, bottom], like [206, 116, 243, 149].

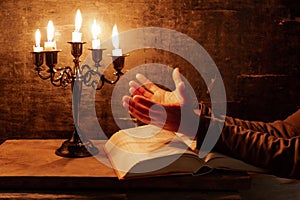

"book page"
[108, 125, 176, 153]
[204, 152, 267, 173]
[104, 125, 202, 178]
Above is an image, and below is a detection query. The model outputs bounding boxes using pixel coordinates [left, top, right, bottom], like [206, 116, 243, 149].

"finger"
[122, 95, 130, 109]
[136, 107, 173, 131]
[175, 82, 186, 104]
[123, 95, 153, 125]
[132, 95, 156, 109]
[172, 68, 183, 89]
[136, 73, 161, 93]
[127, 99, 152, 125]
[123, 101, 129, 109]
[124, 95, 163, 126]
[129, 110, 151, 125]
[173, 68, 189, 104]
[148, 104, 167, 121]
[129, 96, 163, 118]
[128, 105, 166, 128]
[129, 81, 142, 95]
[129, 81, 152, 98]
[135, 101, 169, 126]
[129, 96, 155, 116]
[129, 87, 142, 96]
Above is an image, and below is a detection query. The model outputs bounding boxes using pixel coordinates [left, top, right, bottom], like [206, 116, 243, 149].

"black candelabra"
[31, 42, 128, 158]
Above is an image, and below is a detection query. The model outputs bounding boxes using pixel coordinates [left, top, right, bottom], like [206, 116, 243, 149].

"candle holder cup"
[89, 48, 106, 68]
[32, 52, 44, 69]
[69, 42, 85, 58]
[45, 50, 60, 71]
[112, 54, 128, 75]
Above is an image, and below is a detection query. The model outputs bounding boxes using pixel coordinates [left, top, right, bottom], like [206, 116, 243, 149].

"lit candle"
[72, 9, 82, 42]
[112, 24, 122, 56]
[44, 20, 56, 50]
[33, 29, 43, 52]
[92, 19, 101, 49]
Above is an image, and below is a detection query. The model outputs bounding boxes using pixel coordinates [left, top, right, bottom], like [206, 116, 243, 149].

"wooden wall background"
[0, 0, 299, 140]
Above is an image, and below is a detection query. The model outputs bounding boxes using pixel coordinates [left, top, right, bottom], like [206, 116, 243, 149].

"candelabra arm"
[81, 65, 121, 90]
[81, 64, 105, 90]
[31, 50, 75, 87]
[102, 73, 122, 85]
[36, 68, 51, 80]
[38, 66, 74, 87]
[59, 66, 74, 87]
[50, 68, 64, 87]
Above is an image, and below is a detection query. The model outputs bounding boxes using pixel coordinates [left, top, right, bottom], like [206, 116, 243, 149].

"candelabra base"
[55, 131, 99, 158]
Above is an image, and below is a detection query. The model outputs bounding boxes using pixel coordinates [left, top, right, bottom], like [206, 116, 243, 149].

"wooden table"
[0, 139, 251, 199]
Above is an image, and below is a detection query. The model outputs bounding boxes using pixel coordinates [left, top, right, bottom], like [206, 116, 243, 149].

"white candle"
[72, 9, 82, 42]
[92, 19, 101, 49]
[112, 24, 122, 56]
[92, 39, 100, 49]
[44, 20, 56, 50]
[33, 29, 43, 52]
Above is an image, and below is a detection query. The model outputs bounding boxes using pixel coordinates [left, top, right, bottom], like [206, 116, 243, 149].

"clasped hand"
[122, 68, 199, 138]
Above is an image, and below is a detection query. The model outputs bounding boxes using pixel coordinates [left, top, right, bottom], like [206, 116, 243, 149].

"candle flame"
[35, 29, 41, 47]
[47, 20, 54, 42]
[92, 19, 101, 40]
[112, 24, 119, 49]
[75, 9, 82, 32]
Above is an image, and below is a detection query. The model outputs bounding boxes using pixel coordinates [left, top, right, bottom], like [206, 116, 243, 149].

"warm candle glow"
[112, 24, 119, 49]
[92, 19, 101, 49]
[72, 9, 82, 42]
[33, 29, 43, 52]
[112, 24, 122, 56]
[45, 20, 56, 50]
[75, 9, 82, 32]
[47, 20, 54, 42]
[35, 29, 41, 47]
[92, 19, 101, 40]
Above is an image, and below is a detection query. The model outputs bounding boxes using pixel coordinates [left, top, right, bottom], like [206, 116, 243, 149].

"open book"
[104, 125, 265, 180]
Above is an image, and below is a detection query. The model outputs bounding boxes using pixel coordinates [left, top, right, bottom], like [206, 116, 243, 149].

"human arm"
[212, 121, 300, 179]
[198, 103, 300, 179]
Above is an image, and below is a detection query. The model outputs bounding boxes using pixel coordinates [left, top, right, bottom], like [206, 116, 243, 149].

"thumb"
[173, 68, 190, 105]
[172, 68, 182, 87]
[175, 81, 189, 105]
